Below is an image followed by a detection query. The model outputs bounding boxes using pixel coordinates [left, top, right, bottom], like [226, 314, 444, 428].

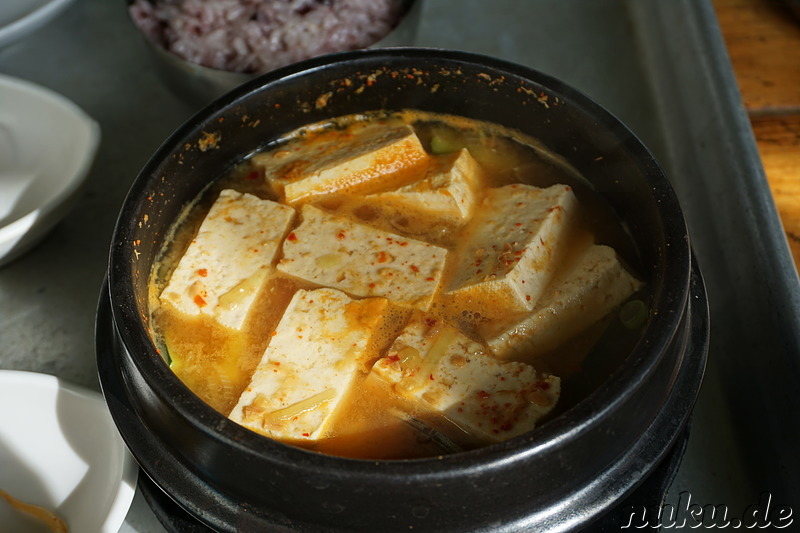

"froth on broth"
[149, 110, 647, 459]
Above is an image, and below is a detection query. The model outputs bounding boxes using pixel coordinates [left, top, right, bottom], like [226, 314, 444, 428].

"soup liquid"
[149, 110, 646, 459]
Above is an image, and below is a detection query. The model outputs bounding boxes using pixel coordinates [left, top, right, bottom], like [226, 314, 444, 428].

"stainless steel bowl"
[126, 0, 421, 106]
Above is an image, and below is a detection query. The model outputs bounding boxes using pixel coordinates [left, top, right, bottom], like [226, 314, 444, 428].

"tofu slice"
[229, 288, 394, 441]
[443, 184, 578, 316]
[362, 148, 484, 225]
[372, 312, 561, 443]
[159, 189, 296, 330]
[277, 205, 448, 311]
[484, 244, 644, 360]
[254, 122, 429, 204]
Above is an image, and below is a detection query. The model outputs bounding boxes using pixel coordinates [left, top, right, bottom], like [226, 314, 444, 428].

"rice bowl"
[129, 0, 412, 74]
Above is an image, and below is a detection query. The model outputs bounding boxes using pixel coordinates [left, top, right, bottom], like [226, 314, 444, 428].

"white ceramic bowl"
[0, 0, 76, 48]
[0, 370, 137, 532]
[0, 74, 100, 266]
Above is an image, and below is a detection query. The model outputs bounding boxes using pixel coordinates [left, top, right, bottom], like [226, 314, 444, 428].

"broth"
[149, 110, 647, 459]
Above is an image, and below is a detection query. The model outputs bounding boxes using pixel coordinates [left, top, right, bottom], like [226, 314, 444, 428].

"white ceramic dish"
[0, 370, 137, 533]
[0, 0, 76, 48]
[0, 74, 100, 266]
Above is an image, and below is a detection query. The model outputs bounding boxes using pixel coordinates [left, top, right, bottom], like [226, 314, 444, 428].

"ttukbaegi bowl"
[97, 48, 708, 532]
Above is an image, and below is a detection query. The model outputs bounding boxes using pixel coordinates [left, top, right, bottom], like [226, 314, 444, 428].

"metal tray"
[1, 0, 798, 530]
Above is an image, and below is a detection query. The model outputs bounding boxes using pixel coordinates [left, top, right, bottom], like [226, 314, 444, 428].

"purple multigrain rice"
[129, 0, 408, 74]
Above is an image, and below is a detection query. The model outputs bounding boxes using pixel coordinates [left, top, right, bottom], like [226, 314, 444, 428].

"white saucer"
[0, 370, 137, 532]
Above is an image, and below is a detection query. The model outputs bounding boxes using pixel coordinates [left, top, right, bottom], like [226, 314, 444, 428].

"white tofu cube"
[253, 123, 429, 204]
[372, 312, 561, 442]
[362, 148, 484, 225]
[229, 288, 393, 441]
[484, 244, 644, 360]
[159, 189, 296, 330]
[277, 205, 448, 311]
[443, 184, 577, 316]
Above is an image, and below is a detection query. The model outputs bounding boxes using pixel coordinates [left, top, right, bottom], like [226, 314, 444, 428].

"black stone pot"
[97, 48, 709, 532]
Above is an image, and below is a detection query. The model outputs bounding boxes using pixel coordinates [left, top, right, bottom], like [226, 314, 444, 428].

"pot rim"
[107, 47, 692, 477]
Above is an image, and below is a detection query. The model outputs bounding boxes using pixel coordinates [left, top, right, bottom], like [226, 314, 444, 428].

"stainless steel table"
[2, 0, 798, 531]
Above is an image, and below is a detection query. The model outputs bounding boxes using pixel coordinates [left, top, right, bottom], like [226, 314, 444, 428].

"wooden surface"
[714, 0, 800, 265]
